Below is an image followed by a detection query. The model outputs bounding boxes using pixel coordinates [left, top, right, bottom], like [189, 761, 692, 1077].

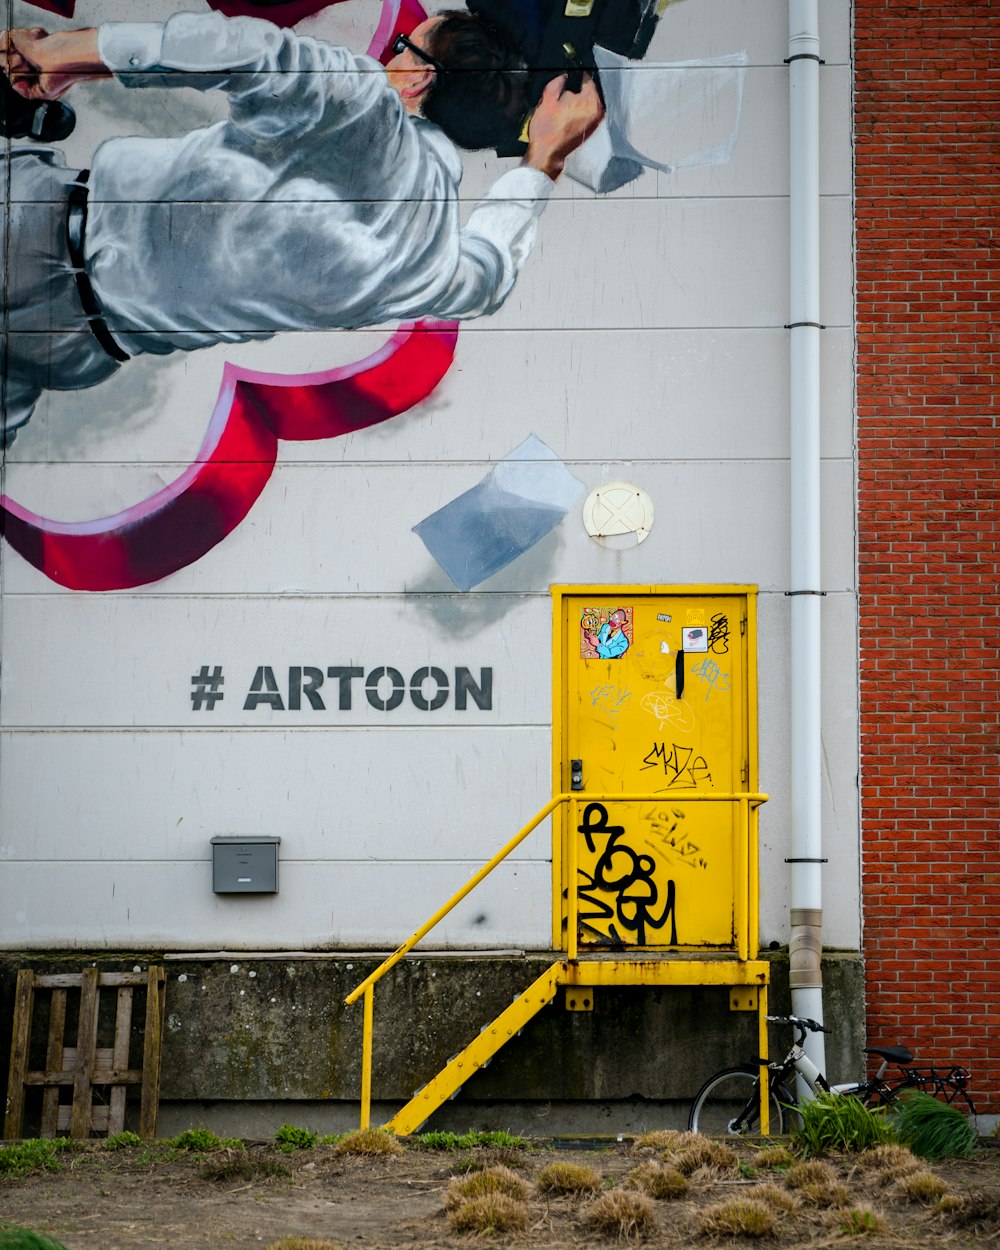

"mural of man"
[583, 609, 630, 659]
[0, 10, 603, 443]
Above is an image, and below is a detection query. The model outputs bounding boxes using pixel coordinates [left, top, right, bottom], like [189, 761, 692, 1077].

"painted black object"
[1, 76, 76, 142]
[469, 0, 661, 154]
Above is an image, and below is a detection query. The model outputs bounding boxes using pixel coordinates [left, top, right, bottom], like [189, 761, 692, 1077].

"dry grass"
[670, 1139, 740, 1179]
[751, 1182, 799, 1213]
[890, 1169, 950, 1204]
[631, 1129, 693, 1153]
[624, 1162, 688, 1200]
[585, 1190, 658, 1242]
[752, 1145, 796, 1170]
[266, 1241, 344, 1250]
[331, 1128, 403, 1157]
[535, 1160, 603, 1195]
[445, 1165, 530, 1210]
[696, 1198, 777, 1238]
[828, 1205, 888, 1236]
[446, 1193, 529, 1236]
[784, 1159, 837, 1189]
[853, 1143, 922, 1179]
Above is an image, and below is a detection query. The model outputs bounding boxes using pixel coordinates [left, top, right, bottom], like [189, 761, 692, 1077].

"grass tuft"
[784, 1159, 837, 1189]
[670, 1139, 740, 1178]
[890, 1168, 950, 1204]
[331, 1128, 403, 1157]
[893, 1091, 977, 1160]
[0, 1226, 72, 1250]
[751, 1182, 799, 1213]
[585, 1190, 658, 1242]
[631, 1129, 691, 1153]
[696, 1198, 777, 1238]
[265, 1240, 344, 1250]
[445, 1165, 530, 1209]
[535, 1160, 603, 1195]
[752, 1145, 796, 1171]
[831, 1205, 888, 1236]
[447, 1193, 529, 1236]
[791, 1090, 896, 1156]
[624, 1161, 688, 1200]
[102, 1131, 142, 1151]
[853, 1142, 921, 1177]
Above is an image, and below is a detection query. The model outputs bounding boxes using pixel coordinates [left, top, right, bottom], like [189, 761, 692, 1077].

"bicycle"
[688, 1014, 977, 1136]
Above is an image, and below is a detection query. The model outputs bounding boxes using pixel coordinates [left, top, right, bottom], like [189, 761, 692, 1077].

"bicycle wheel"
[688, 1067, 793, 1136]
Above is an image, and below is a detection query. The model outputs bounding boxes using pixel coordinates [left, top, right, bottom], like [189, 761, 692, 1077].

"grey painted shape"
[412, 435, 584, 591]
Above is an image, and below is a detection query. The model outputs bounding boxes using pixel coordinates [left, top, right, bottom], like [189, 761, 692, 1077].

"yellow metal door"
[552, 586, 758, 952]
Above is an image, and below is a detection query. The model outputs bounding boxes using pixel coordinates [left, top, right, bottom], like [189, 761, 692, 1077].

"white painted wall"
[0, 0, 857, 952]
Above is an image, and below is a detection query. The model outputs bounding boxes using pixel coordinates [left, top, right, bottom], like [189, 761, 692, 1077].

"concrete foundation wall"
[1, 951, 864, 1137]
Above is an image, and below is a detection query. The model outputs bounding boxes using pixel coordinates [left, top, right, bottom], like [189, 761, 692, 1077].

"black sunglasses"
[391, 32, 446, 75]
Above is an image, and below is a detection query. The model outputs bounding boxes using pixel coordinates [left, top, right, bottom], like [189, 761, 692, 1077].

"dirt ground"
[2, 1136, 998, 1250]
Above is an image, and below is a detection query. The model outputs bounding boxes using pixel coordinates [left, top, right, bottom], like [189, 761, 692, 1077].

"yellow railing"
[345, 791, 768, 1129]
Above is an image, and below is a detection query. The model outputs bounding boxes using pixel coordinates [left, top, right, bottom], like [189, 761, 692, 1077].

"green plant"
[893, 1091, 977, 1161]
[274, 1124, 318, 1151]
[0, 1140, 71, 1178]
[103, 1131, 142, 1151]
[790, 1090, 896, 1156]
[414, 1129, 530, 1151]
[0, 1226, 72, 1250]
[169, 1128, 242, 1152]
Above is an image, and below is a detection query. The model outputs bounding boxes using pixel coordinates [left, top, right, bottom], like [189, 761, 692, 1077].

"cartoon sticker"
[581, 607, 633, 660]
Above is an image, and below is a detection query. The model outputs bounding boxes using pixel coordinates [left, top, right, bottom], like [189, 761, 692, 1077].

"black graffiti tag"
[708, 613, 730, 654]
[640, 741, 713, 788]
[576, 802, 678, 947]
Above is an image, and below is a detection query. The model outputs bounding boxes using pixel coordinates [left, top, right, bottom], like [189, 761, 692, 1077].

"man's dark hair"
[422, 11, 530, 151]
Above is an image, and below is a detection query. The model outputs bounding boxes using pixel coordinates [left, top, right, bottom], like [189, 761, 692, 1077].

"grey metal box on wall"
[211, 837, 281, 894]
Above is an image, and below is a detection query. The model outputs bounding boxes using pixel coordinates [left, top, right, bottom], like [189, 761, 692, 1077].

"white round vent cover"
[582, 481, 654, 546]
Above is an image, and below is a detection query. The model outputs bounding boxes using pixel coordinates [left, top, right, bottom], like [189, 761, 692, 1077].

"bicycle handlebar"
[765, 1014, 831, 1035]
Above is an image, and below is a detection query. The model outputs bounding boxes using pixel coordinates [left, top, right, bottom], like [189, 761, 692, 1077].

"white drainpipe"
[787, 0, 826, 1078]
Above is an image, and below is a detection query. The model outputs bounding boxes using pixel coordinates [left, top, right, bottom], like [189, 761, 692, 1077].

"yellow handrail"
[345, 790, 768, 1127]
[344, 794, 563, 1008]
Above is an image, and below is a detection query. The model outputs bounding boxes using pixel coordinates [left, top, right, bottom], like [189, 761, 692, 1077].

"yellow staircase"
[345, 791, 770, 1135]
[387, 962, 564, 1135]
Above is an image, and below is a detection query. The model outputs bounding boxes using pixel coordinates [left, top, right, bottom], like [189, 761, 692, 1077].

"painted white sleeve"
[98, 14, 387, 141]
[430, 167, 555, 320]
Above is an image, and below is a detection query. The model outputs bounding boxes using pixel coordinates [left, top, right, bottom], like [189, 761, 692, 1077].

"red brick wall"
[855, 2, 998, 1113]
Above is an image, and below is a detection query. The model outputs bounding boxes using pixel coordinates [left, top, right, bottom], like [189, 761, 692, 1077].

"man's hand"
[523, 74, 604, 181]
[0, 27, 108, 100]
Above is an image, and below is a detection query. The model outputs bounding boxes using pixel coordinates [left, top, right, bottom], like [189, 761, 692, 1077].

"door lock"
[570, 759, 584, 790]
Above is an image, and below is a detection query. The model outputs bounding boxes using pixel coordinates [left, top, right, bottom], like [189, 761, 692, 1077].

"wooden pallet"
[3, 966, 166, 1140]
